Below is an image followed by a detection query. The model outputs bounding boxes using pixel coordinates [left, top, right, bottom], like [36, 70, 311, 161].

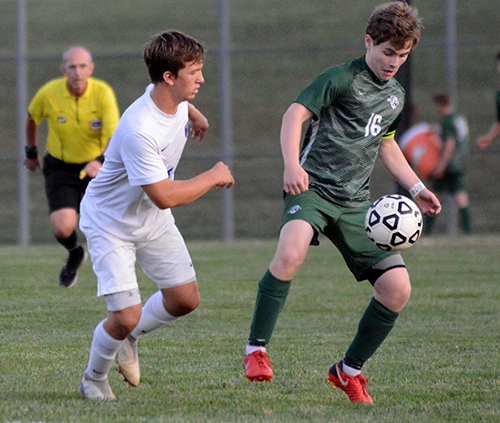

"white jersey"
[80, 85, 190, 241]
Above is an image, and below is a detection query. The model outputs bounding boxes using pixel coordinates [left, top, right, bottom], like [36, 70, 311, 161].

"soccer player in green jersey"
[476, 51, 500, 150]
[427, 93, 472, 234]
[243, 2, 441, 405]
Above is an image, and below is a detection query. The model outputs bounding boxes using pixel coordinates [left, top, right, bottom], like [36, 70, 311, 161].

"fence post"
[218, 0, 234, 243]
[17, 0, 29, 246]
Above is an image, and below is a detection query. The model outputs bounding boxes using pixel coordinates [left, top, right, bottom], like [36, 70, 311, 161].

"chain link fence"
[1, 0, 499, 244]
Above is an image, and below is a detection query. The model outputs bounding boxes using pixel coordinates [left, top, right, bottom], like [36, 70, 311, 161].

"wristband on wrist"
[25, 145, 38, 159]
[95, 154, 105, 164]
[409, 181, 426, 198]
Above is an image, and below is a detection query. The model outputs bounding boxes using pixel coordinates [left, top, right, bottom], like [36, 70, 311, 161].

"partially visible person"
[79, 30, 234, 400]
[398, 104, 441, 181]
[476, 52, 500, 150]
[427, 93, 472, 234]
[24, 46, 120, 288]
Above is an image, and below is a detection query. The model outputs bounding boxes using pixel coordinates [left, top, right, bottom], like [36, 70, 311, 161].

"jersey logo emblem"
[387, 95, 399, 110]
[90, 119, 103, 130]
[57, 117, 66, 123]
[185, 123, 189, 138]
[287, 205, 302, 215]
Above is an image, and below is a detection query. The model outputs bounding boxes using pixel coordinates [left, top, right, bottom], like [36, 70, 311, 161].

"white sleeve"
[121, 131, 169, 186]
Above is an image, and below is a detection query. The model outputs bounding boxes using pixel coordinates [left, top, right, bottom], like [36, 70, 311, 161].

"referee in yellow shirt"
[24, 46, 120, 288]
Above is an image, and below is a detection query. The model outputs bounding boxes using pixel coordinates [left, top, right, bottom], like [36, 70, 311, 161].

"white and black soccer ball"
[365, 195, 423, 251]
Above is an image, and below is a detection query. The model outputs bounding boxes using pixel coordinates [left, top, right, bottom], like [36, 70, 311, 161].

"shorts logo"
[185, 123, 189, 138]
[90, 119, 103, 130]
[288, 205, 302, 215]
[57, 117, 66, 123]
[387, 95, 399, 110]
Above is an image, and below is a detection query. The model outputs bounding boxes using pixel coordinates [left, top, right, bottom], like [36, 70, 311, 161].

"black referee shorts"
[42, 154, 91, 214]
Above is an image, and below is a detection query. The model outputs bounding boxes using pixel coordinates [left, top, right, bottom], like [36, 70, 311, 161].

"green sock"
[248, 270, 292, 346]
[345, 297, 399, 368]
[459, 207, 472, 233]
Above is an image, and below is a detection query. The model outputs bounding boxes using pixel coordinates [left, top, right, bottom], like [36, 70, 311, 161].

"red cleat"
[244, 350, 273, 382]
[327, 361, 374, 405]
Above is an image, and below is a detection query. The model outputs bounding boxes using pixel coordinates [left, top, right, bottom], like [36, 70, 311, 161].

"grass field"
[1, 238, 498, 422]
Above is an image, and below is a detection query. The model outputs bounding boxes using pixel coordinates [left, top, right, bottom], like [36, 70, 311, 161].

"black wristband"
[25, 145, 38, 159]
[95, 154, 105, 164]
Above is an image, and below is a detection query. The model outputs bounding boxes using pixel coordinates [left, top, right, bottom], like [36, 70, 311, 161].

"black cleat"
[59, 245, 87, 288]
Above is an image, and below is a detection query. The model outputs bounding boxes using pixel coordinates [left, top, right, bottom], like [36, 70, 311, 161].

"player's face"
[172, 61, 205, 101]
[365, 35, 411, 81]
[61, 48, 94, 97]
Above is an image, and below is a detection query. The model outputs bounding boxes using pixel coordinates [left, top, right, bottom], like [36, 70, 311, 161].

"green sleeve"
[294, 66, 352, 119]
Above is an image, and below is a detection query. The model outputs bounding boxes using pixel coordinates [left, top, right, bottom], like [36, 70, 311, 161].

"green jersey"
[295, 56, 404, 207]
[440, 113, 469, 174]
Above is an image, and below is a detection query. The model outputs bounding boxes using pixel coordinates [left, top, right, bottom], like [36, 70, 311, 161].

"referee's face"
[62, 47, 95, 98]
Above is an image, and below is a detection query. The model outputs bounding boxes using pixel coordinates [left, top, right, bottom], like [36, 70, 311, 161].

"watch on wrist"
[25, 145, 38, 160]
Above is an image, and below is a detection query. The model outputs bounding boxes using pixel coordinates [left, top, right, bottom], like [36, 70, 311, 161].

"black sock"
[55, 231, 78, 251]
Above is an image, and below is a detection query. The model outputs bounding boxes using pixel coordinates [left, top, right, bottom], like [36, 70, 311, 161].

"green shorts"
[433, 171, 466, 194]
[282, 189, 404, 283]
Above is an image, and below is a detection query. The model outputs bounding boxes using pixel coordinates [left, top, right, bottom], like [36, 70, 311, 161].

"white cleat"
[80, 373, 115, 400]
[117, 336, 140, 387]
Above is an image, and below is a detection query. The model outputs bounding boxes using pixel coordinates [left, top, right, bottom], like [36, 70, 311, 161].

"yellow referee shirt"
[28, 77, 120, 164]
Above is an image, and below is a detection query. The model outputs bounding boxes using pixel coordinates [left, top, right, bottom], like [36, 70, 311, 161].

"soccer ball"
[365, 195, 423, 251]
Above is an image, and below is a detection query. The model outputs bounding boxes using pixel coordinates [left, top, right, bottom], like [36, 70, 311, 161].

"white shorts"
[82, 224, 197, 297]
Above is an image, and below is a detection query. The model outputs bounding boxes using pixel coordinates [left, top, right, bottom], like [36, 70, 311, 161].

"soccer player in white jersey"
[79, 30, 234, 400]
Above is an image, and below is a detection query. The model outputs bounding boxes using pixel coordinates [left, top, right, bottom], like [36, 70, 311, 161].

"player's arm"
[188, 103, 209, 141]
[142, 161, 234, 209]
[24, 114, 41, 171]
[477, 121, 500, 150]
[433, 137, 455, 178]
[378, 137, 441, 216]
[281, 103, 313, 195]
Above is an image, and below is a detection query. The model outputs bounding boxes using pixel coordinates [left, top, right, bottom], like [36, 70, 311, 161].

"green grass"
[1, 238, 499, 422]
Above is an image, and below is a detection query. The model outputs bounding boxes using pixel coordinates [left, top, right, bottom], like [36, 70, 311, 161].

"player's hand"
[190, 115, 209, 142]
[414, 189, 441, 216]
[284, 164, 308, 195]
[82, 160, 102, 179]
[23, 157, 41, 172]
[476, 135, 492, 150]
[211, 161, 234, 190]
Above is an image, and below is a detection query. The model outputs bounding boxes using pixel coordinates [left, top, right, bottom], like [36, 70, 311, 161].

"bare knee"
[374, 268, 412, 312]
[50, 209, 77, 239]
[105, 306, 142, 340]
[270, 247, 305, 280]
[167, 295, 200, 317]
[162, 282, 200, 317]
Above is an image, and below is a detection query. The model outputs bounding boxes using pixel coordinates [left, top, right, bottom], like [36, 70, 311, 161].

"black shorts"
[42, 154, 91, 214]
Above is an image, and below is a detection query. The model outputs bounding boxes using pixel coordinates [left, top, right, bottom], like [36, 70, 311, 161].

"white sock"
[130, 291, 177, 340]
[342, 361, 362, 377]
[85, 320, 124, 381]
[245, 344, 266, 355]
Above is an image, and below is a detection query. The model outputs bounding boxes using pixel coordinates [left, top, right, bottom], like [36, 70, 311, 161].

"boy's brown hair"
[433, 93, 451, 106]
[366, 2, 422, 49]
[143, 30, 204, 83]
